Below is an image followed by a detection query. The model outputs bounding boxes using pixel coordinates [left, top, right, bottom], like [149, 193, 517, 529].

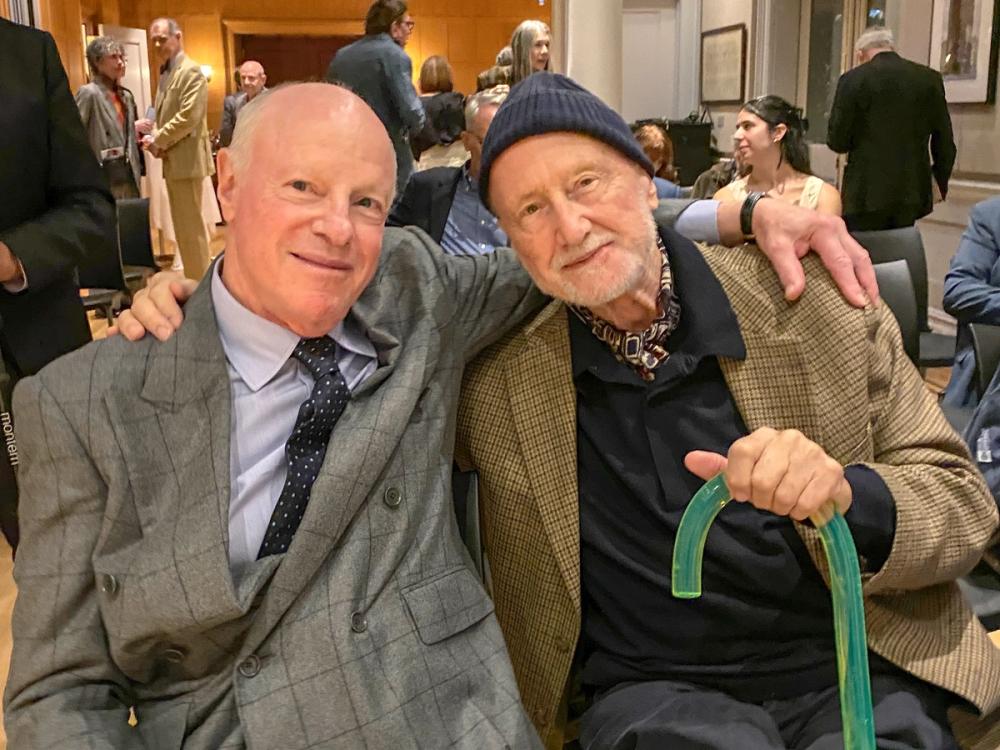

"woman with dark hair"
[413, 55, 468, 169]
[715, 95, 841, 215]
[510, 20, 550, 86]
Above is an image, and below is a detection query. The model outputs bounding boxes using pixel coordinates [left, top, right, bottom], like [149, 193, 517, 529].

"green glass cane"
[671, 474, 876, 750]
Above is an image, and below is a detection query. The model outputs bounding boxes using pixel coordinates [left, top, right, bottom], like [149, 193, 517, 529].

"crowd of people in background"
[5, 0, 1000, 747]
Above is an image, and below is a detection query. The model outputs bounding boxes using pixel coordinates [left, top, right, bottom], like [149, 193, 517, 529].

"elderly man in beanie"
[455, 73, 1000, 749]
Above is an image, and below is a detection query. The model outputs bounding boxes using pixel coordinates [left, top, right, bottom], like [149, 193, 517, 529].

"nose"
[311, 204, 355, 247]
[551, 196, 591, 249]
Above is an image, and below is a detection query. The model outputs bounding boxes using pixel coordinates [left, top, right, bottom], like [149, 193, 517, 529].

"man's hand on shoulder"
[108, 271, 194, 341]
[716, 199, 879, 309]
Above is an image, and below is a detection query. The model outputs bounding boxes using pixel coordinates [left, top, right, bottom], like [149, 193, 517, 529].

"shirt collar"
[571, 224, 746, 381]
[211, 256, 376, 392]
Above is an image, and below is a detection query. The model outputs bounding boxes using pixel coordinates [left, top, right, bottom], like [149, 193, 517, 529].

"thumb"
[684, 451, 728, 482]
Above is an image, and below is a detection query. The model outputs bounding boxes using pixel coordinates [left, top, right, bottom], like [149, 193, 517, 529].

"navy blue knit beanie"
[478, 72, 653, 211]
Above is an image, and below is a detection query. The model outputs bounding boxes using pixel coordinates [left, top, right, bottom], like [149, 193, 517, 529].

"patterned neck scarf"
[571, 236, 682, 382]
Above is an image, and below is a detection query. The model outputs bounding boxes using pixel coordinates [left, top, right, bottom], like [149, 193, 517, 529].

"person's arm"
[929, 72, 956, 200]
[73, 86, 102, 162]
[826, 73, 855, 154]
[943, 201, 1000, 324]
[0, 32, 114, 293]
[403, 227, 546, 361]
[4, 374, 137, 748]
[815, 182, 842, 217]
[662, 198, 878, 308]
[152, 66, 208, 151]
[386, 49, 426, 134]
[855, 301, 996, 591]
[219, 96, 236, 148]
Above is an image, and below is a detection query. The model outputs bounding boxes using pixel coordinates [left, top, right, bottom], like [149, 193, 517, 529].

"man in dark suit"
[388, 86, 508, 254]
[219, 60, 267, 147]
[828, 27, 956, 231]
[0, 18, 115, 548]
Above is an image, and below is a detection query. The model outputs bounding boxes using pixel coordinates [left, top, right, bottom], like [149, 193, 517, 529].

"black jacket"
[0, 19, 115, 376]
[387, 165, 463, 243]
[827, 51, 956, 221]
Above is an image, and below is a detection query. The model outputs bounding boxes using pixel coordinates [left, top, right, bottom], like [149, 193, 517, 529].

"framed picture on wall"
[930, 0, 1000, 103]
[700, 24, 747, 105]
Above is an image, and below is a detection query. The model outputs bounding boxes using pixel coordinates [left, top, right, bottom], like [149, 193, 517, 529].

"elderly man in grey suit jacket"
[5, 82, 543, 749]
[219, 60, 267, 148]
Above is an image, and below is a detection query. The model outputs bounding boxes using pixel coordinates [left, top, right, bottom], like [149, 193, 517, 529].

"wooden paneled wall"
[38, 0, 87, 91]
[110, 0, 550, 131]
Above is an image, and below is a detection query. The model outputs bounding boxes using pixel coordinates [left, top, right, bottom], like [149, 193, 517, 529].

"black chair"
[78, 225, 128, 323]
[452, 469, 485, 583]
[116, 198, 157, 291]
[970, 323, 1000, 399]
[851, 227, 955, 368]
[873, 260, 919, 365]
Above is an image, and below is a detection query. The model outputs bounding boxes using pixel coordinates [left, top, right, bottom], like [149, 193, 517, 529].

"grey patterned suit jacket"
[4, 227, 545, 749]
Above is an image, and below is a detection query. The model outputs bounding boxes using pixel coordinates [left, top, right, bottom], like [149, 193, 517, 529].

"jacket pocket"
[400, 567, 495, 645]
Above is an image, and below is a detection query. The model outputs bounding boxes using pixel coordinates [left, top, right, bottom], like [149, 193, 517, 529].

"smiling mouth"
[291, 252, 352, 272]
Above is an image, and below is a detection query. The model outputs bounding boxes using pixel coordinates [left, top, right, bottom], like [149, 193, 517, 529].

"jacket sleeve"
[386, 50, 426, 134]
[407, 228, 547, 361]
[942, 200, 1000, 324]
[219, 96, 237, 147]
[0, 33, 114, 294]
[73, 86, 103, 163]
[153, 65, 209, 151]
[3, 375, 138, 748]
[858, 301, 998, 594]
[826, 72, 856, 154]
[929, 72, 956, 199]
[387, 175, 422, 229]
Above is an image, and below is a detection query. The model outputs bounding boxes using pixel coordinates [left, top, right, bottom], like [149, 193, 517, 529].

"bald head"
[228, 82, 393, 183]
[214, 82, 397, 338]
[238, 60, 267, 100]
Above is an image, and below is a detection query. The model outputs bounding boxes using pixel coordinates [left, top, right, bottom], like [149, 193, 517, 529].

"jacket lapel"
[105, 272, 244, 618]
[505, 302, 582, 610]
[429, 170, 461, 242]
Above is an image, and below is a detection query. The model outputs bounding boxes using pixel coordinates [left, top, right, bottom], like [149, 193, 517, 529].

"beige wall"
[701, 0, 754, 145]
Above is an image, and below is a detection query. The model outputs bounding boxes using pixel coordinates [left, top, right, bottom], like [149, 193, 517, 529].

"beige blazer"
[457, 240, 1000, 749]
[153, 52, 214, 181]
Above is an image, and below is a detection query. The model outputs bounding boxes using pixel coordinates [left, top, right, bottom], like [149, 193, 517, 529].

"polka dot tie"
[257, 336, 350, 559]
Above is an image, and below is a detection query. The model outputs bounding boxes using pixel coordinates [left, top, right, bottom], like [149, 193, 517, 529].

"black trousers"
[844, 207, 925, 232]
[580, 672, 959, 750]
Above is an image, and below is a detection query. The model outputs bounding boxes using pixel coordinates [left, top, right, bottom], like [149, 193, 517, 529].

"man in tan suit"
[458, 73, 1000, 749]
[137, 17, 213, 280]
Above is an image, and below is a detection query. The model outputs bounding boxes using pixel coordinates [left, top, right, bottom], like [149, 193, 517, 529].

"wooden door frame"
[222, 18, 362, 95]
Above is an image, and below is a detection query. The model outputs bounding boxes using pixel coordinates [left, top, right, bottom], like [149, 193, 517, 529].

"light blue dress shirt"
[440, 165, 508, 256]
[674, 199, 720, 244]
[211, 261, 377, 573]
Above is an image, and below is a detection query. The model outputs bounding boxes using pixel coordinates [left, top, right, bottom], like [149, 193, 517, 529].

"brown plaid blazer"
[456, 240, 1000, 748]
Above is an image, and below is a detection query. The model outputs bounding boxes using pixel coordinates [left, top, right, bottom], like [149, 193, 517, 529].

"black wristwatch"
[740, 191, 768, 238]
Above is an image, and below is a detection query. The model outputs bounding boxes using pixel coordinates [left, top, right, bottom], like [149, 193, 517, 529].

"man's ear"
[215, 148, 238, 222]
[644, 174, 658, 211]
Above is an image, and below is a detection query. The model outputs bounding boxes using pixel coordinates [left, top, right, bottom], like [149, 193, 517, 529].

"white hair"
[465, 85, 509, 131]
[855, 27, 895, 52]
[226, 84, 283, 174]
[151, 17, 181, 35]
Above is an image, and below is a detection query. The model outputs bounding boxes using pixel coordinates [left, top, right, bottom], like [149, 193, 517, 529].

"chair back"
[873, 260, 919, 364]
[116, 198, 157, 269]
[971, 323, 1000, 398]
[851, 227, 930, 331]
[77, 221, 127, 292]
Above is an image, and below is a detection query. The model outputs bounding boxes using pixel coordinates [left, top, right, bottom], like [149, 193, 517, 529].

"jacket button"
[533, 707, 549, 725]
[162, 646, 186, 663]
[99, 574, 118, 596]
[351, 611, 368, 633]
[554, 636, 572, 654]
[383, 486, 402, 508]
[238, 654, 261, 678]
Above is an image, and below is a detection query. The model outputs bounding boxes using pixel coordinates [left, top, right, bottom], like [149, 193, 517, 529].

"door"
[99, 24, 152, 119]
